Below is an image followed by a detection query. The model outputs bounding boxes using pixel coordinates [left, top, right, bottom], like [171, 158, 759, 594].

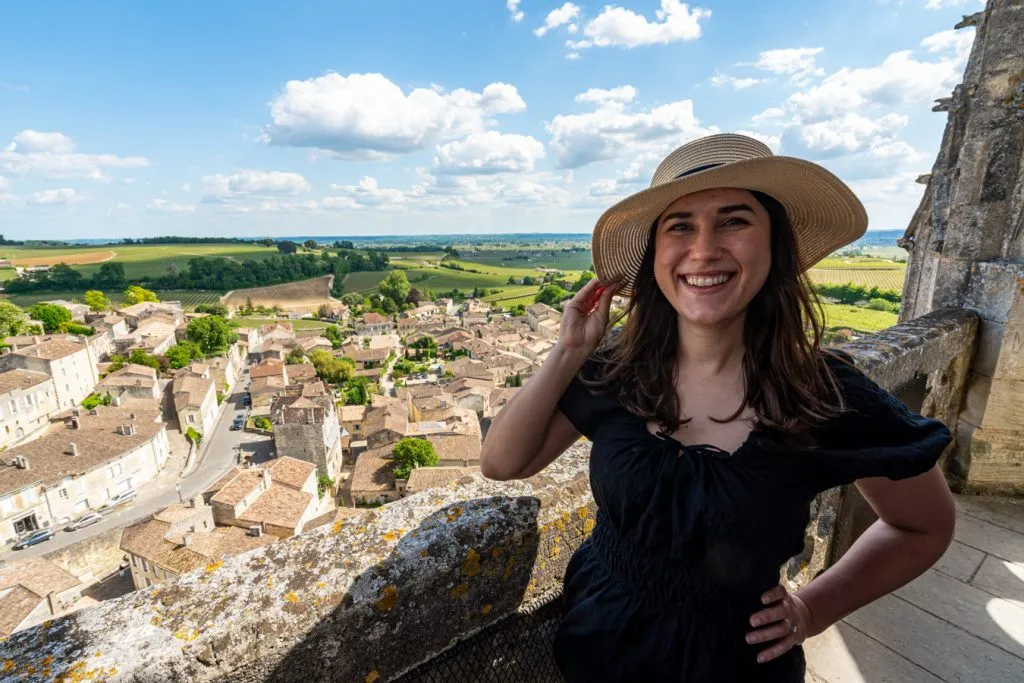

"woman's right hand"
[557, 278, 619, 361]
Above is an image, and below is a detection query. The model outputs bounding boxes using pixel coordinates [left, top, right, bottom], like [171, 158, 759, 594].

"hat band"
[673, 162, 723, 180]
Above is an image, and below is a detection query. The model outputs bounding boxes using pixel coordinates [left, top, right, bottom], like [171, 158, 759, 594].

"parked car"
[102, 489, 137, 509]
[13, 528, 55, 550]
[65, 512, 103, 532]
[230, 416, 244, 431]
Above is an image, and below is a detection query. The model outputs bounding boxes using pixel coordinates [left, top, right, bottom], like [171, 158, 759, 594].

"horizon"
[0, 1, 980, 240]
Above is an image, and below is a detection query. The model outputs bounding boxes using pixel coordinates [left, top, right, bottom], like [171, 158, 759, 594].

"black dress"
[551, 353, 952, 682]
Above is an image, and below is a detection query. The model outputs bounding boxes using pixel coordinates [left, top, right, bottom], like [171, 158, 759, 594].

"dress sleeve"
[815, 353, 953, 489]
[556, 357, 617, 440]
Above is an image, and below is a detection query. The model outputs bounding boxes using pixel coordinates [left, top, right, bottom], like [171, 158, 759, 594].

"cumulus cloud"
[746, 47, 824, 86]
[507, 0, 524, 23]
[575, 85, 638, 106]
[434, 131, 545, 175]
[148, 198, 195, 213]
[733, 130, 781, 153]
[201, 170, 311, 201]
[924, 0, 983, 9]
[0, 130, 149, 181]
[328, 176, 411, 208]
[751, 106, 786, 125]
[920, 28, 975, 59]
[566, 0, 710, 51]
[789, 113, 908, 155]
[710, 74, 768, 90]
[261, 73, 526, 159]
[25, 188, 79, 206]
[548, 87, 717, 168]
[534, 3, 581, 37]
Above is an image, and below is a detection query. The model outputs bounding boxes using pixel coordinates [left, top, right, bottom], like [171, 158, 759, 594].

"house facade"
[3, 338, 99, 411]
[0, 370, 59, 450]
[172, 374, 217, 439]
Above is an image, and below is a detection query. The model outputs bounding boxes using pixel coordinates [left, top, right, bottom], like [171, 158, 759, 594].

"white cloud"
[328, 176, 411, 208]
[920, 28, 975, 59]
[507, 0, 524, 23]
[148, 198, 195, 213]
[0, 177, 10, 192]
[751, 106, 786, 125]
[567, 0, 711, 50]
[566, 52, 581, 60]
[262, 73, 526, 159]
[25, 188, 78, 206]
[793, 113, 908, 154]
[786, 47, 968, 121]
[0, 130, 149, 181]
[548, 88, 716, 168]
[434, 131, 545, 175]
[534, 3, 581, 37]
[748, 47, 824, 86]
[924, 0, 982, 9]
[710, 74, 768, 90]
[733, 130, 781, 153]
[848, 172, 923, 228]
[201, 170, 311, 201]
[575, 85, 637, 106]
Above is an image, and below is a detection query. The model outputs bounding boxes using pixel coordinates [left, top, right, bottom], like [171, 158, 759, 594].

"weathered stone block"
[960, 371, 992, 428]
[978, 377, 1024, 428]
[964, 261, 1020, 323]
[971, 318, 1006, 378]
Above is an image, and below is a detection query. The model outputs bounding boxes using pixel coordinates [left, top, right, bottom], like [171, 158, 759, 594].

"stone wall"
[900, 0, 1024, 495]
[43, 526, 127, 585]
[0, 311, 978, 683]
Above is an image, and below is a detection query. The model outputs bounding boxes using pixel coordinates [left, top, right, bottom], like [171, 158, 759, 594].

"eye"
[721, 217, 749, 228]
[665, 222, 693, 233]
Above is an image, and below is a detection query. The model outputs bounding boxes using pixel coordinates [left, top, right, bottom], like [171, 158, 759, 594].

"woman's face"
[652, 187, 772, 328]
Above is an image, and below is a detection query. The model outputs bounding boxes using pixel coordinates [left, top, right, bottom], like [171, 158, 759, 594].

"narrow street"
[3, 368, 272, 560]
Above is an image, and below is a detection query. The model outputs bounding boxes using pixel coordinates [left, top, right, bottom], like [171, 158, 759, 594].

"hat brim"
[591, 156, 868, 297]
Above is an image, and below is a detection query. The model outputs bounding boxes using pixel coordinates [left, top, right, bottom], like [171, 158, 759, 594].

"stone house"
[347, 446, 398, 506]
[297, 336, 333, 355]
[404, 466, 479, 497]
[341, 345, 389, 371]
[119, 498, 275, 590]
[355, 312, 391, 336]
[526, 303, 561, 340]
[117, 301, 185, 330]
[203, 456, 319, 539]
[125, 314, 178, 356]
[95, 364, 160, 402]
[362, 399, 409, 450]
[171, 374, 217, 439]
[339, 405, 368, 442]
[3, 337, 99, 411]
[271, 382, 343, 482]
[0, 406, 169, 545]
[250, 375, 287, 409]
[284, 363, 317, 385]
[520, 338, 555, 362]
[0, 370, 59, 450]
[259, 323, 296, 347]
[39, 300, 90, 322]
[0, 556, 85, 637]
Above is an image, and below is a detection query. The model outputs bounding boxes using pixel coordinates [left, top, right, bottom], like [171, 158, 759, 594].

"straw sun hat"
[591, 133, 868, 296]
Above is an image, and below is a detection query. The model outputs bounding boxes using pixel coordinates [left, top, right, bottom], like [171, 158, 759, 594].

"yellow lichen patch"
[446, 505, 463, 522]
[267, 577, 274, 588]
[151, 616, 162, 626]
[376, 585, 398, 612]
[577, 506, 590, 519]
[420, 549, 429, 558]
[481, 603, 492, 615]
[549, 545, 562, 559]
[317, 582, 326, 589]
[554, 518, 566, 532]
[490, 545, 505, 559]
[554, 535, 562, 544]
[382, 529, 402, 542]
[449, 582, 469, 598]
[205, 560, 224, 574]
[175, 627, 200, 642]
[583, 518, 596, 534]
[42, 656, 52, 667]
[284, 591, 301, 603]
[366, 671, 380, 683]
[332, 520, 344, 534]
[3, 661, 13, 673]
[431, 498, 444, 506]
[462, 549, 481, 577]
[539, 561, 547, 570]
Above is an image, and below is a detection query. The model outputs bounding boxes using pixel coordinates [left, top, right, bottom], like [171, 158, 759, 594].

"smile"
[681, 272, 735, 288]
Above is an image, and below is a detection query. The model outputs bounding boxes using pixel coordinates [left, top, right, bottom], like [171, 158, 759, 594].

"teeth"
[684, 273, 732, 287]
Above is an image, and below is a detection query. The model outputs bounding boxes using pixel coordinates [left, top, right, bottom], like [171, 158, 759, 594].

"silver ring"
[790, 624, 798, 634]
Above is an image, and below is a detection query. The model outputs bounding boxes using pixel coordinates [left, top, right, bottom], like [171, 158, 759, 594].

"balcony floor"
[805, 494, 1024, 682]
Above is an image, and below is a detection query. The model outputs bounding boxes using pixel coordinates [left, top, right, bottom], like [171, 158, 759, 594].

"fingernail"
[746, 634, 756, 644]
[750, 617, 760, 627]
[757, 655, 767, 664]
[762, 595, 771, 604]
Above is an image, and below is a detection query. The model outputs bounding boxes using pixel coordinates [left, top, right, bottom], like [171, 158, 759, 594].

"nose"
[690, 225, 723, 262]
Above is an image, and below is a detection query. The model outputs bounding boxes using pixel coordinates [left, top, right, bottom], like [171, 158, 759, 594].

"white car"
[65, 512, 103, 531]
[103, 489, 137, 509]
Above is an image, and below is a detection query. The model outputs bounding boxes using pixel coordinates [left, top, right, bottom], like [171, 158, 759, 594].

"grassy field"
[0, 268, 17, 282]
[341, 270, 390, 293]
[232, 317, 331, 330]
[0, 243, 280, 280]
[821, 304, 898, 334]
[3, 289, 222, 310]
[459, 248, 593, 272]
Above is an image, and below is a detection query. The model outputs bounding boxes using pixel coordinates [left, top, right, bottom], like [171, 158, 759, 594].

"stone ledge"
[0, 441, 594, 683]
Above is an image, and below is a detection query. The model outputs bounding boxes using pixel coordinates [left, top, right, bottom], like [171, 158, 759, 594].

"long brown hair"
[587, 190, 845, 448]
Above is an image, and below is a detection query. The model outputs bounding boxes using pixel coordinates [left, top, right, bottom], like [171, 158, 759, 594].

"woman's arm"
[480, 278, 618, 481]
[795, 465, 956, 632]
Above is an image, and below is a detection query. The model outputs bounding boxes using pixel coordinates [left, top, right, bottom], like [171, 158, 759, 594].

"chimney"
[182, 533, 193, 547]
[261, 468, 272, 489]
[67, 443, 79, 457]
[72, 409, 81, 418]
[111, 395, 122, 407]
[189, 495, 202, 508]
[70, 417, 80, 430]
[13, 456, 28, 470]
[247, 525, 263, 537]
[129, 412, 136, 420]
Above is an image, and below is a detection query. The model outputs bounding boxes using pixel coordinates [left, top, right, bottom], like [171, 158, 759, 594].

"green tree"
[378, 270, 411, 308]
[324, 325, 342, 349]
[165, 341, 204, 369]
[392, 438, 439, 479]
[341, 292, 364, 308]
[81, 392, 113, 410]
[276, 240, 298, 254]
[317, 303, 330, 319]
[128, 349, 160, 370]
[83, 290, 111, 312]
[571, 271, 596, 293]
[254, 416, 273, 430]
[185, 316, 238, 355]
[534, 285, 571, 306]
[344, 377, 371, 405]
[185, 426, 202, 445]
[95, 262, 126, 288]
[380, 296, 398, 314]
[316, 473, 335, 500]
[29, 303, 72, 333]
[308, 349, 355, 384]
[194, 303, 228, 317]
[303, 239, 318, 250]
[0, 301, 31, 339]
[260, 238, 274, 247]
[522, 276, 537, 286]
[123, 285, 159, 305]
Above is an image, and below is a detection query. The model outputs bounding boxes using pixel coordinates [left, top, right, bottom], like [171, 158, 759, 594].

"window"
[188, 414, 195, 424]
[62, 368, 67, 376]
[58, 488, 69, 500]
[9, 401, 16, 415]
[108, 463, 123, 478]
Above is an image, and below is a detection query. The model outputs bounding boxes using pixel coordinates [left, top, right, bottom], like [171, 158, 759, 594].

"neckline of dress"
[645, 425, 757, 459]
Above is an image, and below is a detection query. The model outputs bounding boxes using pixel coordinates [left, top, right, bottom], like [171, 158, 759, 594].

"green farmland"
[4, 289, 222, 310]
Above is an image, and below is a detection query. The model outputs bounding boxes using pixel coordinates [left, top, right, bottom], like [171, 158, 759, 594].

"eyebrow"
[662, 203, 756, 221]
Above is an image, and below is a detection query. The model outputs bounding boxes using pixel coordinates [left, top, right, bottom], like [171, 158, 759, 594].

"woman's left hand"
[746, 584, 817, 664]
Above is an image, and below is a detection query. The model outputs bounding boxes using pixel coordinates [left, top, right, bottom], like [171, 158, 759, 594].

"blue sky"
[0, 0, 983, 239]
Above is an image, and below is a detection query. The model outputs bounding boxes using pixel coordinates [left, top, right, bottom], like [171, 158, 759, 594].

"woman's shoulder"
[818, 348, 900, 417]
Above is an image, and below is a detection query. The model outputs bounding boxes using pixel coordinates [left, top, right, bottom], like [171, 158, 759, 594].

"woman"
[480, 134, 956, 682]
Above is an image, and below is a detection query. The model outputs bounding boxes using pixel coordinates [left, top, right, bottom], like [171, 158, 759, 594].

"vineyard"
[3, 289, 222, 310]
[806, 267, 905, 290]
